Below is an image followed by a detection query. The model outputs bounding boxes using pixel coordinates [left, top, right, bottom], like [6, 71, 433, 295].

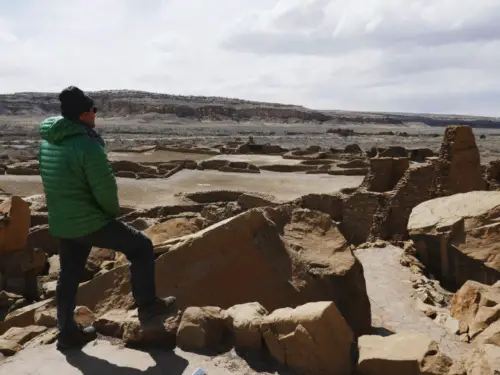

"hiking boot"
[138, 296, 177, 321]
[56, 324, 97, 351]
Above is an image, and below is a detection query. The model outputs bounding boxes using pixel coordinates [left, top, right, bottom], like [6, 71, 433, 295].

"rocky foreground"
[0, 125, 499, 374]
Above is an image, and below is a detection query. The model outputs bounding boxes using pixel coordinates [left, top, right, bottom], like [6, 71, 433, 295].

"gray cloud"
[222, 0, 500, 57]
[1, 0, 500, 116]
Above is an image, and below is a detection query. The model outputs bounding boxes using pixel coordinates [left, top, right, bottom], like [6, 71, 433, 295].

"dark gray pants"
[56, 220, 156, 335]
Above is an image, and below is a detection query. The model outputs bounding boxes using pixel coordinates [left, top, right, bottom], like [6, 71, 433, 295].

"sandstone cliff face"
[0, 91, 330, 122]
[3, 91, 500, 127]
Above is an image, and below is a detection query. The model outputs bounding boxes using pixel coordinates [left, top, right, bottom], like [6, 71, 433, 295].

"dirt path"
[355, 245, 470, 360]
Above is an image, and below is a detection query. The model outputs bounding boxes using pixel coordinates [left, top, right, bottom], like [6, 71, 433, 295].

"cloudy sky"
[1, 0, 499, 116]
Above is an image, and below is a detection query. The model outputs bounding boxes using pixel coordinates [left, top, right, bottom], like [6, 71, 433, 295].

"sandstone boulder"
[76, 206, 371, 336]
[176, 306, 228, 351]
[261, 301, 353, 375]
[451, 280, 500, 341]
[0, 325, 47, 356]
[357, 332, 453, 375]
[224, 302, 268, 350]
[0, 197, 30, 254]
[47, 255, 60, 278]
[93, 309, 132, 338]
[122, 309, 181, 348]
[408, 191, 500, 289]
[474, 320, 500, 346]
[34, 306, 95, 328]
[85, 247, 116, 277]
[0, 299, 53, 335]
[88, 300, 181, 348]
[41, 280, 57, 298]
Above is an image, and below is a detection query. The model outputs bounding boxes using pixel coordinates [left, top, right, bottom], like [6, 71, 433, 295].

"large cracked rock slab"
[408, 191, 500, 289]
[77, 206, 371, 336]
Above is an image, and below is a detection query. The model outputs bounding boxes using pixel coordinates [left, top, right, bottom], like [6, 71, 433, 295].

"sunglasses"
[91, 106, 98, 114]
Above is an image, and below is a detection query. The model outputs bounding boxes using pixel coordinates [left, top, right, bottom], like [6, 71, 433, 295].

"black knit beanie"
[59, 86, 94, 120]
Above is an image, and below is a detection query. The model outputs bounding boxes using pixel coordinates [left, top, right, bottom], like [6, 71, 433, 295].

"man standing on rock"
[38, 86, 176, 350]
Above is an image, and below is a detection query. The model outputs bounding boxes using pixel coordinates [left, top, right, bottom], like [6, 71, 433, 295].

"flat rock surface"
[0, 172, 363, 208]
[407, 191, 500, 233]
[355, 245, 470, 360]
[0, 340, 295, 375]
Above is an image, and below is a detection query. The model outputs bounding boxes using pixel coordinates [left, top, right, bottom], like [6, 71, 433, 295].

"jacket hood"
[40, 116, 87, 144]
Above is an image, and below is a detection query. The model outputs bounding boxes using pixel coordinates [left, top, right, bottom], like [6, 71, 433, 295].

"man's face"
[79, 106, 97, 128]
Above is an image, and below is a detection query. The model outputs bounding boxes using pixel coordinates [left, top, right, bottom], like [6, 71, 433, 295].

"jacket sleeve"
[81, 140, 120, 218]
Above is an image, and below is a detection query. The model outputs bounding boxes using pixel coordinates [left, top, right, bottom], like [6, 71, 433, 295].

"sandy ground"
[108, 150, 213, 163]
[0, 171, 363, 208]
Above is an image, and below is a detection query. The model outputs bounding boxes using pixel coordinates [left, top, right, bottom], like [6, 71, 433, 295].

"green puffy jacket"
[39, 116, 120, 238]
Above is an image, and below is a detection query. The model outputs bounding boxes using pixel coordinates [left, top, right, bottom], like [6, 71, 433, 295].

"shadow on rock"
[62, 348, 188, 375]
[371, 326, 395, 337]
